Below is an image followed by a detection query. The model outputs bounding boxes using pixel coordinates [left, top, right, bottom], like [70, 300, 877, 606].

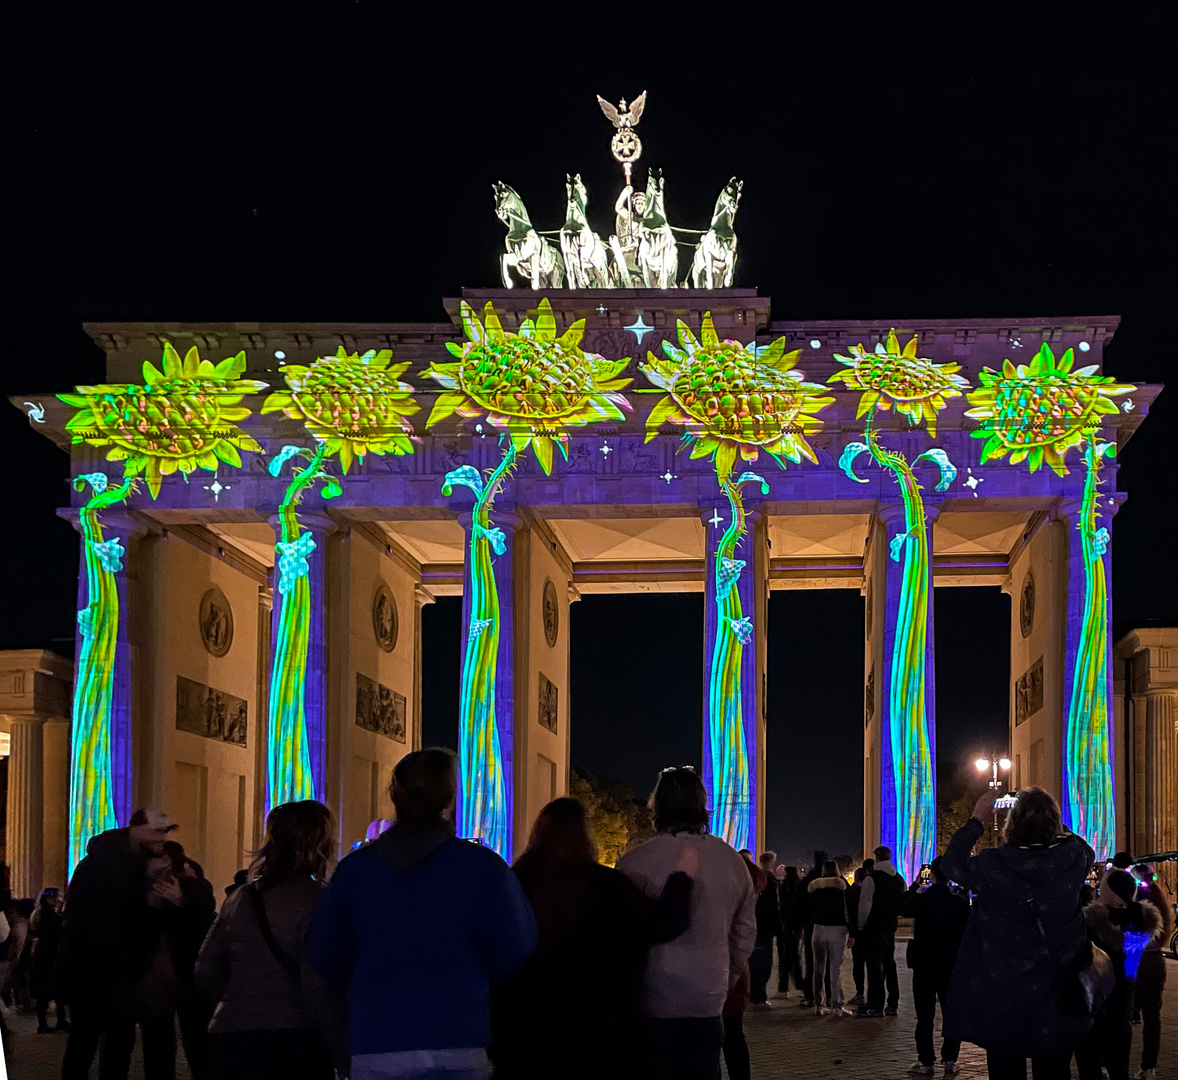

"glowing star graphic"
[203, 475, 229, 502]
[1122, 400, 1135, 413]
[262, 347, 419, 474]
[426, 299, 632, 859]
[596, 304, 607, 315]
[963, 469, 984, 496]
[708, 509, 724, 529]
[660, 470, 676, 484]
[625, 315, 654, 344]
[830, 329, 968, 439]
[59, 343, 267, 499]
[830, 329, 968, 883]
[24, 401, 45, 423]
[600, 441, 612, 457]
[966, 344, 1135, 857]
[68, 471, 136, 870]
[643, 314, 832, 848]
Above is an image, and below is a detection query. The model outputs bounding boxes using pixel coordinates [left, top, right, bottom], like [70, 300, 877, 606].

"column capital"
[877, 503, 908, 527]
[258, 584, 274, 612]
[413, 583, 436, 608]
[267, 512, 338, 537]
[457, 509, 523, 532]
[1057, 492, 1125, 523]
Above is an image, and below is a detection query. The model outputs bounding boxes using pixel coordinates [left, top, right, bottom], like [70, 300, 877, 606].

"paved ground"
[4, 954, 1176, 1079]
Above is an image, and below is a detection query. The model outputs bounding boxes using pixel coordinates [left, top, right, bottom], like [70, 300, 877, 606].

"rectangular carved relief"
[1015, 657, 1044, 727]
[176, 676, 247, 745]
[356, 672, 406, 744]
[538, 672, 558, 734]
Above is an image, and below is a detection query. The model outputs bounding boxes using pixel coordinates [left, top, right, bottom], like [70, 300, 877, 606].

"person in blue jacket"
[306, 748, 537, 1080]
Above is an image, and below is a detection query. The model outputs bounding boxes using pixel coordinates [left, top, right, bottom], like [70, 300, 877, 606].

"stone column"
[254, 585, 273, 849]
[1143, 689, 1178, 881]
[699, 500, 766, 852]
[41, 717, 70, 890]
[454, 507, 521, 862]
[413, 584, 434, 753]
[1057, 496, 1120, 856]
[6, 717, 44, 897]
[876, 500, 938, 876]
[268, 513, 335, 808]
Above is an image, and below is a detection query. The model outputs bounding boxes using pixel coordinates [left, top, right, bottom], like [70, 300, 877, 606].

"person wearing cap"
[59, 807, 184, 1080]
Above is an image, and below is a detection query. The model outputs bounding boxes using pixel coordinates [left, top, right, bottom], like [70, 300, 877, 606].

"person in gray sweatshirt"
[617, 768, 757, 1080]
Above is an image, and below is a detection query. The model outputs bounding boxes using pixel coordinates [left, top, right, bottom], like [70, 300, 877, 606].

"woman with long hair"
[941, 786, 1095, 1080]
[492, 796, 695, 1080]
[29, 887, 65, 1033]
[195, 800, 346, 1080]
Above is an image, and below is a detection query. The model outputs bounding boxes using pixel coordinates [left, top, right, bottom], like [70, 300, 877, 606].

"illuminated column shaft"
[71, 513, 139, 827]
[877, 501, 938, 882]
[1059, 495, 1120, 857]
[6, 717, 44, 896]
[456, 508, 519, 862]
[700, 502, 765, 850]
[268, 513, 333, 807]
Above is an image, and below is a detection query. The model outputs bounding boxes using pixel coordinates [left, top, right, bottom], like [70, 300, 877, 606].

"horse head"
[713, 177, 743, 227]
[493, 181, 527, 227]
[564, 173, 589, 222]
[642, 168, 667, 228]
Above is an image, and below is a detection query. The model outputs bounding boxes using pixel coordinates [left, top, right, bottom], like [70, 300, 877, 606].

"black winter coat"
[941, 816, 1095, 1059]
[754, 877, 783, 939]
[808, 877, 849, 928]
[900, 881, 969, 973]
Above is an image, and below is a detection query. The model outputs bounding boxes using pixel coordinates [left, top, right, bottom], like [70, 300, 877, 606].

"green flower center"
[992, 377, 1100, 447]
[458, 340, 598, 418]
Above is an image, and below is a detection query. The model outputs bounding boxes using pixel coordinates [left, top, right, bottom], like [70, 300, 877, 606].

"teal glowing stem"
[1064, 438, 1115, 857]
[267, 442, 328, 812]
[70, 473, 135, 871]
[708, 478, 751, 849]
[865, 416, 936, 882]
[707, 470, 766, 849]
[449, 445, 517, 858]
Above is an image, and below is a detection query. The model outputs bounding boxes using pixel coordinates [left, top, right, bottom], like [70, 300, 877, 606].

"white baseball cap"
[131, 808, 179, 832]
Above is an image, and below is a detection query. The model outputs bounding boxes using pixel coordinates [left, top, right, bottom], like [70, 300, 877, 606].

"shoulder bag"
[247, 883, 301, 984]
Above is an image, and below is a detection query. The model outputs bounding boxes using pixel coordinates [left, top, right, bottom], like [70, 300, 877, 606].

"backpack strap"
[246, 883, 300, 984]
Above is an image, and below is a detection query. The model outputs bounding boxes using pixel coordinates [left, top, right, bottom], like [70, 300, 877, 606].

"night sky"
[8, 7, 1177, 860]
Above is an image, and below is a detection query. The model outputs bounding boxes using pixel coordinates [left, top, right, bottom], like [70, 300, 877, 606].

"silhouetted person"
[776, 865, 805, 997]
[942, 787, 1095, 1080]
[749, 851, 782, 1008]
[901, 856, 969, 1074]
[1131, 864, 1172, 1080]
[846, 866, 867, 1005]
[856, 844, 905, 1017]
[492, 797, 694, 1080]
[1074, 869, 1164, 1080]
[307, 748, 537, 1080]
[720, 852, 765, 1080]
[197, 801, 345, 1080]
[59, 807, 182, 1080]
[795, 850, 827, 1007]
[28, 887, 64, 1033]
[618, 768, 756, 1080]
[809, 859, 851, 1014]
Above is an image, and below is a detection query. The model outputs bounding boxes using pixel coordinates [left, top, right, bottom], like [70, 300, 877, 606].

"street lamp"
[975, 753, 1012, 840]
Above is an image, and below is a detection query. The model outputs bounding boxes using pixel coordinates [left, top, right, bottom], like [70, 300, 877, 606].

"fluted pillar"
[255, 585, 273, 848]
[1144, 690, 1178, 885]
[41, 718, 70, 890]
[6, 717, 44, 896]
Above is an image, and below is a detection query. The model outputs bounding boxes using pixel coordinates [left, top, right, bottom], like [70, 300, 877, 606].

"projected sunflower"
[642, 315, 833, 848]
[261, 349, 419, 811]
[59, 343, 266, 867]
[61, 344, 266, 498]
[966, 344, 1133, 857]
[425, 299, 631, 858]
[832, 330, 967, 883]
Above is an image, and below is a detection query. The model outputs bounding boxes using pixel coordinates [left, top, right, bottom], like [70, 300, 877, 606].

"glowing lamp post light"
[976, 754, 1012, 840]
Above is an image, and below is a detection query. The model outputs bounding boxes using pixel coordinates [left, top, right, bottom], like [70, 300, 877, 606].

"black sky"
[8, 6, 1177, 858]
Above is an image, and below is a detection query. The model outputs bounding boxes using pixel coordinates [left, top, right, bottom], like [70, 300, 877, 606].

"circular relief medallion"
[199, 587, 233, 658]
[1019, 570, 1035, 639]
[372, 582, 398, 653]
[542, 579, 559, 648]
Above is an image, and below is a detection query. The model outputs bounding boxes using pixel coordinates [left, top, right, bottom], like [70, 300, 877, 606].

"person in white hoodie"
[618, 768, 757, 1080]
[856, 844, 906, 1018]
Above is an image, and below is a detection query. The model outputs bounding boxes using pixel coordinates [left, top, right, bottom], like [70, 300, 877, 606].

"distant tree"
[569, 770, 631, 865]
